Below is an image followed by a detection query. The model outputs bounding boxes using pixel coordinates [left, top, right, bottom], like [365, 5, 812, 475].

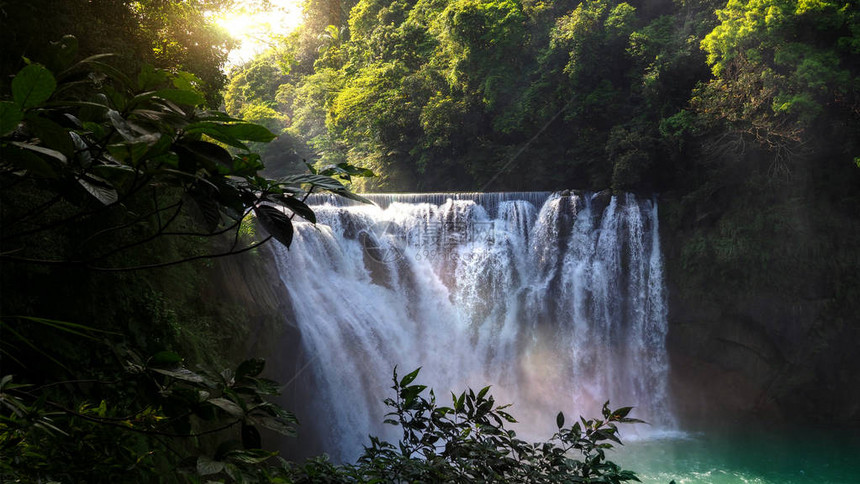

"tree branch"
[85, 235, 273, 272]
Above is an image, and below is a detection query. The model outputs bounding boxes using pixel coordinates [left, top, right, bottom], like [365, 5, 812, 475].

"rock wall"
[204, 245, 326, 459]
[660, 175, 860, 427]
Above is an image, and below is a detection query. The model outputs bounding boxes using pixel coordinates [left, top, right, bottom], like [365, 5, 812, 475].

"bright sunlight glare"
[211, 0, 304, 67]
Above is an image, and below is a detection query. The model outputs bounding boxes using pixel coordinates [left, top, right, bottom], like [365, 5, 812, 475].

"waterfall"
[269, 191, 675, 460]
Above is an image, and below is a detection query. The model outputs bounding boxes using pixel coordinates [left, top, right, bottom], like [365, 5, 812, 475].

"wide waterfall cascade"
[269, 192, 675, 461]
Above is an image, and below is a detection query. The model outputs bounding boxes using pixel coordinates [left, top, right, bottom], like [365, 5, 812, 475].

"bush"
[281, 368, 642, 483]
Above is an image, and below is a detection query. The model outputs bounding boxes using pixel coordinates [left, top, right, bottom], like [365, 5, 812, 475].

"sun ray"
[212, 0, 304, 65]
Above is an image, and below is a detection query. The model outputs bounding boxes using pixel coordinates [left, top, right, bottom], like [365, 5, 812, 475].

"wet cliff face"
[204, 247, 326, 459]
[660, 159, 860, 427]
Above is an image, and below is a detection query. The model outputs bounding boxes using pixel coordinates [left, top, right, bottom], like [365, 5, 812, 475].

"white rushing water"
[269, 191, 675, 460]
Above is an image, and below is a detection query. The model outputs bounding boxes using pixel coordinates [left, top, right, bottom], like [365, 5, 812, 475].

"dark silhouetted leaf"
[254, 205, 293, 248]
[241, 423, 262, 449]
[174, 140, 232, 176]
[11, 141, 67, 164]
[331, 189, 373, 204]
[282, 173, 345, 190]
[195, 195, 223, 232]
[236, 358, 265, 379]
[0, 145, 58, 178]
[183, 121, 248, 151]
[24, 115, 75, 157]
[270, 195, 316, 223]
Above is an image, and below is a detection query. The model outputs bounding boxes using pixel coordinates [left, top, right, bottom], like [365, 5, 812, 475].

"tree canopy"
[225, 0, 858, 192]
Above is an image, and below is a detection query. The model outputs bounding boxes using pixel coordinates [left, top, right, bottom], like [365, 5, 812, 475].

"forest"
[1, 0, 859, 482]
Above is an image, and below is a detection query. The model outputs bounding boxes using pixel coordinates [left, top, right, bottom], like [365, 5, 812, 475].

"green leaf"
[219, 122, 276, 143]
[150, 351, 182, 366]
[282, 174, 345, 190]
[175, 140, 233, 172]
[172, 71, 204, 93]
[215, 440, 243, 461]
[11, 141, 67, 164]
[82, 121, 106, 139]
[236, 358, 266, 379]
[12, 64, 57, 109]
[331, 188, 373, 204]
[138, 65, 169, 91]
[0, 101, 23, 136]
[611, 406, 633, 419]
[183, 122, 249, 151]
[106, 141, 151, 165]
[78, 175, 118, 205]
[400, 367, 421, 387]
[477, 385, 491, 400]
[151, 367, 207, 384]
[232, 152, 265, 176]
[208, 397, 244, 417]
[454, 391, 466, 412]
[557, 411, 565, 428]
[246, 378, 281, 396]
[254, 205, 294, 248]
[271, 195, 316, 223]
[254, 416, 297, 436]
[0, 144, 58, 178]
[319, 162, 376, 180]
[25, 114, 75, 157]
[196, 456, 225, 476]
[154, 89, 205, 106]
[225, 448, 276, 465]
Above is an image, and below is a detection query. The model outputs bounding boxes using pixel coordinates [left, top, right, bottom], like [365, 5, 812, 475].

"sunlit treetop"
[209, 0, 305, 66]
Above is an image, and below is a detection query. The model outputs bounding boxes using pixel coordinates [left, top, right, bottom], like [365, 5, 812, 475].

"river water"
[614, 427, 860, 483]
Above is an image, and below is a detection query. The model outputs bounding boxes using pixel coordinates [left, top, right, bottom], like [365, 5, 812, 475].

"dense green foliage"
[0, 32, 370, 481]
[0, 0, 239, 105]
[231, 0, 857, 192]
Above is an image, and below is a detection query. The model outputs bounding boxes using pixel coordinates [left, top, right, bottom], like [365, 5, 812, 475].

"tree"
[696, 0, 859, 149]
[0, 0, 237, 105]
[0, 39, 371, 481]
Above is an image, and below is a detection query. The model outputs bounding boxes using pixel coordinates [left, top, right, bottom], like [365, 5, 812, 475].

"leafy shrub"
[281, 368, 642, 483]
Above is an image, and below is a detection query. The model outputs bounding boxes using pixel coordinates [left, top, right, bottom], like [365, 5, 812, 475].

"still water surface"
[613, 428, 860, 483]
